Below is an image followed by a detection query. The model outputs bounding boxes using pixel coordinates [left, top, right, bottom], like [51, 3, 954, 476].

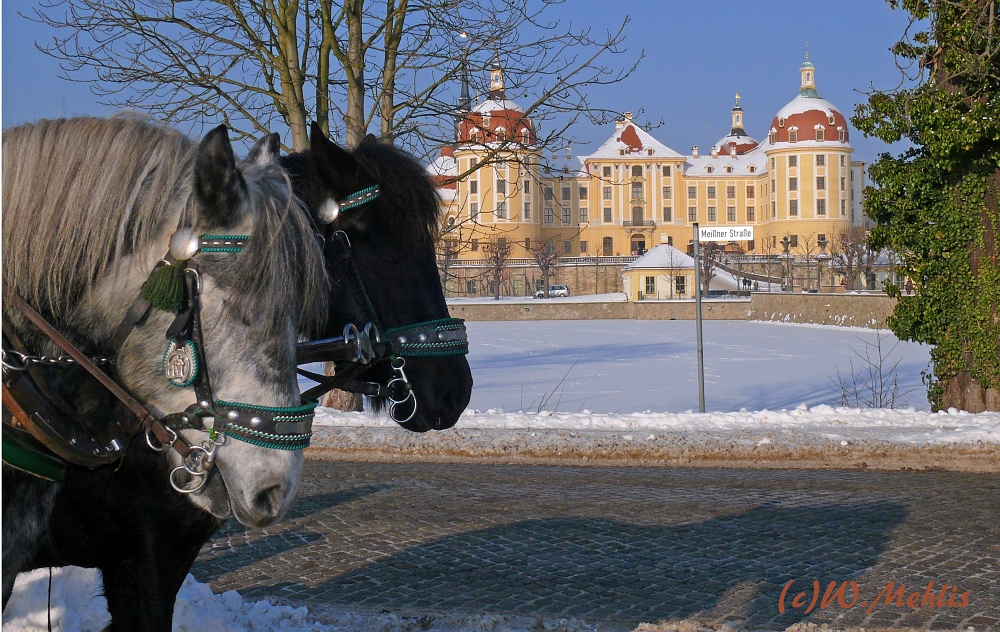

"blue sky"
[2, 1, 915, 163]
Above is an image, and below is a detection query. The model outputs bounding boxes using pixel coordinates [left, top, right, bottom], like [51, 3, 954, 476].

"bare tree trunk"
[318, 361, 364, 411]
[343, 0, 367, 147]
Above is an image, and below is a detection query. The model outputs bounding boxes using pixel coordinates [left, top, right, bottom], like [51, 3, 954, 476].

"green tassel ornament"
[141, 261, 186, 312]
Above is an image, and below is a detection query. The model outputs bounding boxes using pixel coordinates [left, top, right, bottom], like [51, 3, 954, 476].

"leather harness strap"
[3, 287, 193, 459]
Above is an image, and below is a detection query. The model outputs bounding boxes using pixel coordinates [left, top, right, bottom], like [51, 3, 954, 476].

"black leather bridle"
[295, 186, 468, 424]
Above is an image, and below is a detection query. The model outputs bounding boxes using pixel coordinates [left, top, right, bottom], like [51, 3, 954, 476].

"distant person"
[905, 278, 913, 295]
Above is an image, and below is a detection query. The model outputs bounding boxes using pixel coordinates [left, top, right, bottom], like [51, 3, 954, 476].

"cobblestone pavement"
[192, 462, 1000, 631]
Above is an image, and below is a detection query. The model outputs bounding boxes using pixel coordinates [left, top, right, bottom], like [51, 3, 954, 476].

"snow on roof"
[774, 94, 841, 120]
[623, 244, 695, 270]
[713, 131, 759, 152]
[683, 145, 767, 177]
[473, 98, 524, 114]
[426, 153, 456, 178]
[583, 123, 683, 160]
[539, 155, 589, 179]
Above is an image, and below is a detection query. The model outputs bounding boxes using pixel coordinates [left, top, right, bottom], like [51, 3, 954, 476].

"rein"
[295, 185, 468, 424]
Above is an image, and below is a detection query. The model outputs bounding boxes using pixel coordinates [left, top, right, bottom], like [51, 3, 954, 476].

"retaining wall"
[448, 293, 896, 329]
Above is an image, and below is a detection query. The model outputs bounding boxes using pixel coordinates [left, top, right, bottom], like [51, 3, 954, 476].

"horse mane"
[352, 137, 442, 245]
[2, 116, 328, 337]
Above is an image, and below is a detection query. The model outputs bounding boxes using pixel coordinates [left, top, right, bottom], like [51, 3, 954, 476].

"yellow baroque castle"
[429, 56, 866, 287]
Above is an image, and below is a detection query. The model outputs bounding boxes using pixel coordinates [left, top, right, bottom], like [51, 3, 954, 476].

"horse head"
[2, 118, 328, 528]
[283, 123, 473, 432]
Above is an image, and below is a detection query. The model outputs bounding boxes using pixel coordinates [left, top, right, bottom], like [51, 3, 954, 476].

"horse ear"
[309, 122, 359, 189]
[246, 132, 280, 167]
[194, 125, 246, 227]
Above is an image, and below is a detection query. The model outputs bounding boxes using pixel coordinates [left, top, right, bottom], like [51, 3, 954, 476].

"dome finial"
[735, 92, 741, 107]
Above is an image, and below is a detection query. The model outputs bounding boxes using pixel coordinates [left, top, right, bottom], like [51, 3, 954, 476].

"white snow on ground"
[6, 321, 998, 631]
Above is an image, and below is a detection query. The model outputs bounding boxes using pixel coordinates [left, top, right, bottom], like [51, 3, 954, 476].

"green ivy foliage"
[852, 0, 1000, 409]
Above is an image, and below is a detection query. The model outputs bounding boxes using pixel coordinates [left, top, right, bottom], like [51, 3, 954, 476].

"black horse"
[3, 127, 472, 630]
[282, 123, 473, 430]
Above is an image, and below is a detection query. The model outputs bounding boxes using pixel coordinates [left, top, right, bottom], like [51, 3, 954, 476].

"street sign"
[698, 226, 754, 242]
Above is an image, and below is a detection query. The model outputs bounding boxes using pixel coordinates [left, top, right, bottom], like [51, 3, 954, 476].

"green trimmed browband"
[339, 186, 380, 211]
[199, 235, 250, 253]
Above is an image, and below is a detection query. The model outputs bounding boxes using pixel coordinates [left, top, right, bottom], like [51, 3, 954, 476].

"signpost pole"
[693, 223, 706, 412]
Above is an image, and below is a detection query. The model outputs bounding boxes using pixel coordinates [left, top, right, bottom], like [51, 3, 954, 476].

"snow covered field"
[6, 321, 999, 632]
[459, 319, 931, 414]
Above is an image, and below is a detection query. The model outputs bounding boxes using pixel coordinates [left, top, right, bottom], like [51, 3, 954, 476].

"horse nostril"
[253, 484, 284, 518]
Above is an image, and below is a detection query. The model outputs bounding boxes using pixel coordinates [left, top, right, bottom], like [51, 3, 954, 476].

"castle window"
[841, 200, 847, 216]
[789, 129, 798, 142]
[663, 207, 672, 222]
[564, 241, 572, 253]
[603, 237, 613, 256]
[778, 118, 785, 128]
[817, 176, 826, 190]
[544, 186, 553, 200]
[817, 199, 826, 216]
[707, 186, 716, 199]
[631, 181, 643, 199]
[579, 207, 588, 223]
[619, 149, 626, 156]
[769, 131, 776, 144]
[708, 207, 717, 222]
[603, 166, 612, 177]
[580, 240, 588, 253]
[663, 186, 672, 199]
[544, 208, 553, 224]
[841, 177, 846, 191]
[471, 239, 479, 252]
[789, 177, 798, 191]
[562, 187, 571, 201]
[578, 186, 588, 199]
[727, 185, 735, 199]
[790, 234, 799, 248]
[647, 149, 655, 156]
[496, 201, 506, 219]
[706, 166, 714, 174]
[520, 128, 530, 144]
[524, 180, 530, 193]
[688, 186, 697, 199]
[839, 128, 846, 142]
[688, 207, 697, 222]
[816, 128, 825, 141]
[603, 207, 612, 222]
[603, 187, 612, 200]
[471, 202, 479, 218]
[747, 207, 755, 222]
[789, 156, 798, 168]
[662, 165, 672, 177]
[497, 179, 506, 194]
[725, 165, 733, 173]
[748, 165, 756, 173]
[523, 201, 531, 220]
[746, 185, 755, 198]
[562, 208, 571, 223]
[841, 155, 846, 167]
[632, 165, 643, 177]
[727, 207, 736, 222]
[524, 237, 531, 250]
[789, 200, 798, 216]
[816, 155, 825, 166]
[829, 115, 836, 125]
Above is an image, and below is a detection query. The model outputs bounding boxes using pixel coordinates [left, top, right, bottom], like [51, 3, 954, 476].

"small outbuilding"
[622, 243, 743, 300]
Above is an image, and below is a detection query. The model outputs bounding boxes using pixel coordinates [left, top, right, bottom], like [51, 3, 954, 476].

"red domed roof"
[769, 95, 849, 144]
[458, 106, 537, 146]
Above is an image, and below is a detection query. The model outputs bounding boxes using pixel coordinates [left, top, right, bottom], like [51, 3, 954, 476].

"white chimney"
[730, 143, 737, 157]
[692, 145, 699, 158]
[710, 146, 719, 158]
